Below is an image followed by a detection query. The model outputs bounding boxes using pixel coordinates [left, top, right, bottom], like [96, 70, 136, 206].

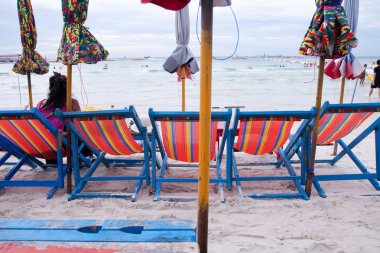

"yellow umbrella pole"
[27, 71, 33, 109]
[66, 64, 73, 193]
[333, 77, 346, 155]
[181, 67, 186, 111]
[305, 56, 326, 196]
[197, 1, 213, 252]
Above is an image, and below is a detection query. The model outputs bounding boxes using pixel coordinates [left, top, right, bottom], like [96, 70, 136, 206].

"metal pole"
[182, 67, 186, 111]
[351, 78, 359, 103]
[333, 77, 346, 155]
[305, 56, 326, 196]
[197, 1, 213, 252]
[27, 71, 33, 109]
[66, 64, 73, 193]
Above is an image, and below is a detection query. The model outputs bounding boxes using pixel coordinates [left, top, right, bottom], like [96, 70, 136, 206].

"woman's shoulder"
[36, 99, 47, 109]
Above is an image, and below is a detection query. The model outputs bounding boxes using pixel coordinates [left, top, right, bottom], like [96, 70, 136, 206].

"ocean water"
[0, 57, 378, 115]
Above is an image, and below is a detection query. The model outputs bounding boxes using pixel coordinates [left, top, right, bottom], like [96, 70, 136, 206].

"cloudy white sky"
[0, 0, 378, 58]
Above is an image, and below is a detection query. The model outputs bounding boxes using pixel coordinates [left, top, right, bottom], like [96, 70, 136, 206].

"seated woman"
[37, 72, 80, 131]
[37, 72, 89, 164]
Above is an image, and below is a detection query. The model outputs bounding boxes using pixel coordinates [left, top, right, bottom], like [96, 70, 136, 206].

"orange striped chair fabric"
[0, 120, 58, 160]
[317, 112, 373, 145]
[234, 118, 294, 155]
[73, 119, 143, 156]
[160, 121, 218, 163]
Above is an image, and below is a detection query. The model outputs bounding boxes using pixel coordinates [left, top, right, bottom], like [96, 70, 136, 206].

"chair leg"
[46, 186, 58, 199]
[278, 149, 309, 200]
[153, 157, 167, 202]
[216, 156, 226, 203]
[313, 179, 327, 198]
[131, 164, 147, 202]
[232, 154, 244, 197]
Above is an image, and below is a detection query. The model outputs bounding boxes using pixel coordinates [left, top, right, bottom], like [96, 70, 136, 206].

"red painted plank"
[0, 243, 118, 253]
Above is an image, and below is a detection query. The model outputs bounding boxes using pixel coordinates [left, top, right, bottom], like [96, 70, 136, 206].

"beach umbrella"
[324, 0, 361, 155]
[299, 0, 357, 196]
[323, 0, 362, 97]
[58, 0, 108, 192]
[163, 5, 199, 111]
[142, 0, 191, 11]
[12, 0, 49, 109]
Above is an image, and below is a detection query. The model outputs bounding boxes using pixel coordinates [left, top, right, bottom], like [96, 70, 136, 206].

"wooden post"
[197, 1, 213, 252]
[333, 77, 346, 155]
[182, 67, 186, 111]
[305, 56, 326, 196]
[27, 71, 33, 109]
[66, 64, 73, 193]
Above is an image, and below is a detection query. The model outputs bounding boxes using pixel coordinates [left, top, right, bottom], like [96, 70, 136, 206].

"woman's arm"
[72, 99, 81, 112]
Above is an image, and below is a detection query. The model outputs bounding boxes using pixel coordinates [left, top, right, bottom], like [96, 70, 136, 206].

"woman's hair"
[377, 59, 380, 65]
[41, 72, 67, 110]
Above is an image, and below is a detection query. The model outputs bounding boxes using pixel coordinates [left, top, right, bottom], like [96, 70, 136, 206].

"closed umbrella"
[299, 0, 358, 196]
[58, 0, 108, 192]
[12, 0, 49, 109]
[323, 0, 362, 102]
[163, 5, 199, 111]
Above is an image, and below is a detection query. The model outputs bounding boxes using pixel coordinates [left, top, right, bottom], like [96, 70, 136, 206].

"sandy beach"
[1, 113, 379, 253]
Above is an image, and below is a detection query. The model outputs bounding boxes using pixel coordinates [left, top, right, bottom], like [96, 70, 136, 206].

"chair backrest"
[0, 109, 60, 160]
[55, 106, 144, 156]
[317, 102, 380, 145]
[149, 109, 232, 163]
[160, 120, 218, 162]
[232, 109, 316, 156]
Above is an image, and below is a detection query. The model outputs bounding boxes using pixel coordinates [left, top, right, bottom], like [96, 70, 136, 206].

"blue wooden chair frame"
[55, 106, 150, 201]
[0, 109, 66, 199]
[227, 108, 316, 200]
[149, 109, 232, 202]
[282, 102, 380, 197]
[0, 134, 38, 169]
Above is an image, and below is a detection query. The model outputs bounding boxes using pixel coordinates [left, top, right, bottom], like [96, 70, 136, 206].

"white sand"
[1, 115, 380, 252]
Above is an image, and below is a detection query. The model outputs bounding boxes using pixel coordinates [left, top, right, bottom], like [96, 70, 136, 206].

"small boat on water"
[102, 64, 108, 70]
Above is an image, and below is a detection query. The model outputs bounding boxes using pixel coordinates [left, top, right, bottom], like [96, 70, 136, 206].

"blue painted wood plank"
[0, 219, 194, 230]
[0, 219, 196, 243]
[0, 230, 196, 242]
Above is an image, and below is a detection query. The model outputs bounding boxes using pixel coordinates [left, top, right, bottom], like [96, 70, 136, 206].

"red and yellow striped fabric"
[73, 119, 142, 156]
[0, 120, 58, 159]
[160, 121, 218, 163]
[234, 119, 294, 155]
[317, 112, 372, 145]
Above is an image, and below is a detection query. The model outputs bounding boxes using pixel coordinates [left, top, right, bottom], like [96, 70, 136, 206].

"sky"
[0, 0, 379, 59]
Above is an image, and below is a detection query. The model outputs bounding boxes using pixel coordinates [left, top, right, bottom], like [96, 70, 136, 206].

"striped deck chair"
[226, 108, 316, 200]
[55, 106, 150, 201]
[284, 102, 380, 197]
[149, 109, 232, 202]
[0, 109, 66, 199]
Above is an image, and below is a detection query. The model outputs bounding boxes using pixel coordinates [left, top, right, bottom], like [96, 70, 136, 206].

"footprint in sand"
[306, 243, 336, 253]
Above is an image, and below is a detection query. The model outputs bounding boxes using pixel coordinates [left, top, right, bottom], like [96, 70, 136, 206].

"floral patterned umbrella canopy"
[57, 0, 108, 194]
[12, 0, 49, 75]
[12, 0, 49, 108]
[298, 0, 358, 196]
[58, 0, 108, 65]
[299, 0, 358, 59]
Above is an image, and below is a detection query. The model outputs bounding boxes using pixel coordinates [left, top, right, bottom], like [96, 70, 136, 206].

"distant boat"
[102, 64, 108, 70]
[233, 56, 248, 60]
[144, 56, 151, 59]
